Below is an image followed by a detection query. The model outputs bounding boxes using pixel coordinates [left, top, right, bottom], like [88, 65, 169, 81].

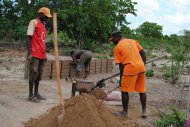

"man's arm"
[72, 50, 82, 61]
[26, 35, 32, 55]
[139, 50, 146, 64]
[71, 54, 77, 62]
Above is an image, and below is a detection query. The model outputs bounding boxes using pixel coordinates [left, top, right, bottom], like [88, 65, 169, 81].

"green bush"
[5, 66, 11, 71]
[0, 58, 3, 64]
[146, 69, 154, 77]
[161, 64, 174, 79]
[154, 107, 186, 127]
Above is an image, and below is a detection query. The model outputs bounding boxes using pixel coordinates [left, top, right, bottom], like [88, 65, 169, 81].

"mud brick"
[61, 60, 71, 67]
[90, 61, 95, 74]
[101, 68, 107, 73]
[42, 71, 51, 77]
[61, 72, 69, 78]
[95, 59, 101, 74]
[41, 76, 50, 80]
[90, 59, 96, 66]
[45, 61, 52, 66]
[107, 59, 113, 72]
[51, 61, 61, 79]
[101, 59, 107, 73]
[24, 60, 29, 79]
[51, 76, 57, 80]
[61, 71, 70, 76]
[43, 60, 52, 77]
[107, 68, 112, 73]
[90, 69, 95, 74]
[70, 71, 77, 77]
[90, 59, 95, 67]
[43, 61, 52, 73]
[60, 61, 71, 78]
[95, 66, 101, 73]
[43, 65, 52, 71]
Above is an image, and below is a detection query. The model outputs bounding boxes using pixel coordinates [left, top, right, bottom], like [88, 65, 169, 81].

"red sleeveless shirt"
[31, 18, 47, 59]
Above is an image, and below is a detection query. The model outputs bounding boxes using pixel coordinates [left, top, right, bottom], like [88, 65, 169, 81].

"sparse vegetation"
[5, 66, 11, 71]
[154, 107, 186, 127]
[146, 69, 154, 77]
[0, 58, 3, 64]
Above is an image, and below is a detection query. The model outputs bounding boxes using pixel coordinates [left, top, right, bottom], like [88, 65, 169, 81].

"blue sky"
[126, 0, 190, 35]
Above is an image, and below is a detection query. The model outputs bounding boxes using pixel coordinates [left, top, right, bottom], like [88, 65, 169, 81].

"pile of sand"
[25, 94, 125, 127]
[59, 94, 124, 127]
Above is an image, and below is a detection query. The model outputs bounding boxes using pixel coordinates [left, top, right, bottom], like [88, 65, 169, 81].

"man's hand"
[27, 54, 32, 61]
[70, 61, 77, 65]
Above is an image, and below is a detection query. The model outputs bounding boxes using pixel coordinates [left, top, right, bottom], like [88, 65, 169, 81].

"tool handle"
[53, 12, 64, 108]
[102, 73, 120, 81]
[101, 55, 166, 82]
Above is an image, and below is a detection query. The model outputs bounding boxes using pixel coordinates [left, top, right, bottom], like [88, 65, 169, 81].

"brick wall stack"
[24, 57, 113, 80]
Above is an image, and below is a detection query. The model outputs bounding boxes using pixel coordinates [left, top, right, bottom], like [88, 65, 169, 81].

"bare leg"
[115, 91, 128, 117]
[139, 93, 147, 118]
[84, 71, 89, 79]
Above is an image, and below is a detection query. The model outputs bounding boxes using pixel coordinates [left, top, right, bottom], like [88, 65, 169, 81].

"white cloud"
[127, 0, 190, 35]
[135, 0, 160, 10]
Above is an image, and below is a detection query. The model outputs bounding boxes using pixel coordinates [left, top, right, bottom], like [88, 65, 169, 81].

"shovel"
[53, 12, 64, 124]
[93, 55, 167, 99]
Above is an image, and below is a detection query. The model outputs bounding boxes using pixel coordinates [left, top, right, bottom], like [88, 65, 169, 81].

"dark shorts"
[29, 57, 46, 83]
[77, 51, 92, 72]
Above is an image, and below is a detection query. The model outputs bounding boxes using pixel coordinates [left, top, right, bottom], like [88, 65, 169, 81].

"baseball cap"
[108, 30, 122, 41]
[38, 7, 52, 18]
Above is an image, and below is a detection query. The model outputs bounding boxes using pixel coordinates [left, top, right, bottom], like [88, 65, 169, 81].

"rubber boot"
[140, 93, 147, 118]
[115, 91, 129, 117]
[34, 81, 39, 95]
[71, 83, 77, 98]
[84, 71, 88, 79]
[28, 82, 40, 103]
[29, 82, 33, 97]
[34, 81, 47, 100]
[76, 71, 80, 79]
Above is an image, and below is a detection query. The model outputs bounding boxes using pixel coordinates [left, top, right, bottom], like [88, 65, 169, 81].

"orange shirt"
[114, 38, 146, 75]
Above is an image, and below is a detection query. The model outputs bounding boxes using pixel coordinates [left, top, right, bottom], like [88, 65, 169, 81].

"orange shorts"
[121, 73, 146, 93]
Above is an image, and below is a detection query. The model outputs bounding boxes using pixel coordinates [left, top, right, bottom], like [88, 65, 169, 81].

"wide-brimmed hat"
[38, 7, 52, 18]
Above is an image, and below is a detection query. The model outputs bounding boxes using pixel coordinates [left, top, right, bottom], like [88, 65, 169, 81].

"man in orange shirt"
[108, 30, 147, 118]
[26, 7, 52, 103]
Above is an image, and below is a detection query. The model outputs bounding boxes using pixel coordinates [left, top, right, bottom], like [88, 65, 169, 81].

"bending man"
[70, 50, 92, 79]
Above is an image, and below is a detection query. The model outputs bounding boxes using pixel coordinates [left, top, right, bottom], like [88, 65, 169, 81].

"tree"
[181, 29, 190, 49]
[55, 0, 137, 49]
[136, 21, 163, 39]
[0, 0, 137, 47]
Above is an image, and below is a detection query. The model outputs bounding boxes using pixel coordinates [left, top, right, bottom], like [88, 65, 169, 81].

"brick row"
[24, 58, 113, 79]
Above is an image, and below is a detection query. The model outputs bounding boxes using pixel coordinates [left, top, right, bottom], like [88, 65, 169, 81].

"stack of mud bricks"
[24, 58, 113, 80]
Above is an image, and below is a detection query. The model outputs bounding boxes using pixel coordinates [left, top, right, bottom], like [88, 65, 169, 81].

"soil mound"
[58, 94, 124, 127]
[91, 88, 107, 99]
[25, 94, 125, 127]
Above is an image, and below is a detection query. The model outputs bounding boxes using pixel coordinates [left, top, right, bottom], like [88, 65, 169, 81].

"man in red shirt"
[26, 7, 52, 103]
[108, 30, 147, 118]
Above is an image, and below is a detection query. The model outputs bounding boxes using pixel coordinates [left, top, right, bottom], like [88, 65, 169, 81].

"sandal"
[35, 94, 47, 100]
[28, 96, 41, 103]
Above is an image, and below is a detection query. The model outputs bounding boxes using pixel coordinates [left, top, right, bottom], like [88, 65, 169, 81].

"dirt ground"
[0, 49, 189, 127]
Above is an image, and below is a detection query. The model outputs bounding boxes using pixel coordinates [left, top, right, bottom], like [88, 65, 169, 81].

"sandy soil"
[0, 49, 188, 127]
